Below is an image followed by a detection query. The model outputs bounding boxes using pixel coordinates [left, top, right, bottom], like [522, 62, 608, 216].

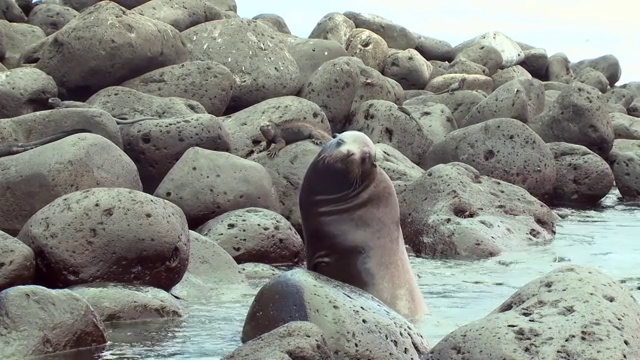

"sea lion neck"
[304, 164, 378, 216]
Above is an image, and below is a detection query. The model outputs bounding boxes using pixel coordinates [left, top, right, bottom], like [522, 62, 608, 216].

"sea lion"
[298, 130, 427, 322]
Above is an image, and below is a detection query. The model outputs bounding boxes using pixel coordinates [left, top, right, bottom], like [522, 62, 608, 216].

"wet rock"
[154, 147, 279, 228]
[27, 3, 78, 36]
[399, 162, 558, 259]
[17, 187, 189, 290]
[170, 231, 248, 301]
[454, 44, 503, 75]
[0, 20, 45, 68]
[383, 48, 432, 90]
[0, 230, 34, 291]
[24, 2, 189, 99]
[0, 108, 123, 148]
[120, 61, 233, 116]
[608, 139, 640, 201]
[86, 86, 207, 119]
[426, 74, 493, 94]
[197, 207, 304, 266]
[299, 56, 403, 133]
[223, 95, 331, 158]
[346, 100, 435, 165]
[0, 133, 141, 235]
[182, 18, 301, 113]
[308, 12, 355, 47]
[0, 67, 57, 118]
[404, 89, 486, 127]
[344, 28, 388, 72]
[547, 142, 614, 206]
[491, 65, 532, 89]
[414, 33, 454, 62]
[0, 285, 106, 359]
[546, 52, 573, 83]
[121, 114, 231, 193]
[240, 262, 281, 282]
[250, 141, 319, 235]
[571, 54, 621, 87]
[225, 321, 334, 360]
[611, 112, 640, 140]
[519, 48, 548, 79]
[242, 268, 430, 359]
[460, 78, 545, 127]
[252, 13, 290, 34]
[424, 118, 556, 199]
[70, 283, 183, 322]
[287, 38, 348, 85]
[454, 31, 524, 68]
[343, 11, 417, 50]
[375, 143, 425, 185]
[430, 265, 640, 359]
[131, 0, 222, 32]
[0, 0, 26, 22]
[530, 82, 614, 157]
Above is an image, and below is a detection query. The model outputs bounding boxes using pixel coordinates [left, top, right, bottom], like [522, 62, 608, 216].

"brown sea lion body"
[298, 130, 427, 322]
[259, 120, 332, 157]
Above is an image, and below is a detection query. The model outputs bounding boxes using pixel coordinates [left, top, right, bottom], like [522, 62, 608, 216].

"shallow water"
[96, 190, 640, 359]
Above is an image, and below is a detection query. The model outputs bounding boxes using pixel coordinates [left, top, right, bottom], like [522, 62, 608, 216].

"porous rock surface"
[154, 147, 280, 228]
[17, 187, 189, 290]
[120, 113, 232, 193]
[0, 230, 35, 291]
[430, 265, 640, 359]
[399, 162, 558, 259]
[170, 231, 250, 302]
[0, 285, 107, 359]
[423, 118, 556, 199]
[242, 268, 430, 360]
[1, 1, 638, 357]
[225, 321, 334, 360]
[547, 142, 614, 206]
[197, 207, 304, 266]
[0, 133, 141, 235]
[69, 282, 183, 322]
[608, 139, 640, 201]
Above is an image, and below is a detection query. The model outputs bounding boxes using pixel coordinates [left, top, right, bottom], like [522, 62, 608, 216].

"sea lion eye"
[361, 152, 370, 164]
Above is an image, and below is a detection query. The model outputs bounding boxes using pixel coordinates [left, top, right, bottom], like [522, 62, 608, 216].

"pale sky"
[238, 0, 640, 85]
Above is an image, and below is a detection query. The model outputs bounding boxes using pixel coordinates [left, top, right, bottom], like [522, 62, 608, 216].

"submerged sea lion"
[298, 130, 427, 322]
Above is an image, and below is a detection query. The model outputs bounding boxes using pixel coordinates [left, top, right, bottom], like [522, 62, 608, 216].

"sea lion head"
[303, 131, 378, 199]
[259, 121, 276, 139]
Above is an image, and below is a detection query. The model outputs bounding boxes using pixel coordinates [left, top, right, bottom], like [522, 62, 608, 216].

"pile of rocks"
[1, 0, 640, 359]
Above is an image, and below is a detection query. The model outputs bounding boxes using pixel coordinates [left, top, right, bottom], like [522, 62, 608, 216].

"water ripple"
[97, 190, 640, 358]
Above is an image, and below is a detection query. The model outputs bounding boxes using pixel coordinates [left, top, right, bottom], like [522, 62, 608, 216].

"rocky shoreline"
[1, 0, 640, 359]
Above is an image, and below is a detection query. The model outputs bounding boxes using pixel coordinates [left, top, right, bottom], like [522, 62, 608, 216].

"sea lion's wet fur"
[299, 131, 427, 322]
